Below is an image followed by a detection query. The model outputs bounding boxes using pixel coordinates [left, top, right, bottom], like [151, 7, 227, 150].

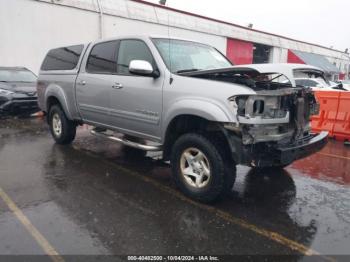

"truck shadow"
[42, 143, 317, 254]
[231, 167, 297, 211]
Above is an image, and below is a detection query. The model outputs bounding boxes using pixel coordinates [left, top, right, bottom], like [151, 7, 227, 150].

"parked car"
[37, 36, 327, 202]
[294, 78, 342, 90]
[0, 67, 39, 116]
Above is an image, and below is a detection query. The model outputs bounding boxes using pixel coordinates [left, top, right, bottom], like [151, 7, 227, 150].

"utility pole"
[96, 0, 104, 39]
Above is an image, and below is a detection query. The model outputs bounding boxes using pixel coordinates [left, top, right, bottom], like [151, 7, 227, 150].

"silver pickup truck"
[37, 35, 327, 202]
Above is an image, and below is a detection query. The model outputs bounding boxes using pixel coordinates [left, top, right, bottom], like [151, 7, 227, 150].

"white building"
[1, 0, 349, 80]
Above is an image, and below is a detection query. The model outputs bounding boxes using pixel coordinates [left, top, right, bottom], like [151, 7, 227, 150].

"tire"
[171, 133, 235, 203]
[48, 105, 76, 145]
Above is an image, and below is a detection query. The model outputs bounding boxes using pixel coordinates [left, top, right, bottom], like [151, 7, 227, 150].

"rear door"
[108, 39, 164, 140]
[76, 40, 118, 125]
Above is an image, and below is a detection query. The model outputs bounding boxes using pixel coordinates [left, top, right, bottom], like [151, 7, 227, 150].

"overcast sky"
[144, 0, 349, 51]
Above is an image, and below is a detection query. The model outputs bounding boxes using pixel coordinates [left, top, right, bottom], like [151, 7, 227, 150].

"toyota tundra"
[37, 36, 328, 202]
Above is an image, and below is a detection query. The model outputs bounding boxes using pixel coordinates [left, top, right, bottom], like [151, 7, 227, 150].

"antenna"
[161, 0, 173, 82]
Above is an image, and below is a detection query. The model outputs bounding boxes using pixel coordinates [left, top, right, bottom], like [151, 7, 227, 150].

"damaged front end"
[182, 64, 328, 167]
[229, 88, 320, 145]
[225, 88, 327, 167]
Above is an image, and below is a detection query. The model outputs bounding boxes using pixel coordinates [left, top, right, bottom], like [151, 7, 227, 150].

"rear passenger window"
[41, 45, 83, 71]
[117, 40, 155, 75]
[86, 41, 118, 74]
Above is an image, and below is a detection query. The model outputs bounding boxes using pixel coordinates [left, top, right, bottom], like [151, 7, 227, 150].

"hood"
[180, 63, 325, 88]
[0, 82, 37, 95]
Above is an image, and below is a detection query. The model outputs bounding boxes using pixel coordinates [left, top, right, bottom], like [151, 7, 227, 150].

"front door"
[108, 39, 164, 140]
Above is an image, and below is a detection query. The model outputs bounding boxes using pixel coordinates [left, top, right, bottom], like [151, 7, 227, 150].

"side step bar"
[90, 129, 162, 151]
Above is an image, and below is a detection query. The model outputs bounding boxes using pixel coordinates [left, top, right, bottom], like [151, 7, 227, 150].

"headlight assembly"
[229, 95, 290, 124]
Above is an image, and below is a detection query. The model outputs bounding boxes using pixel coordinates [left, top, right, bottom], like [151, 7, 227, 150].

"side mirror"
[129, 60, 159, 78]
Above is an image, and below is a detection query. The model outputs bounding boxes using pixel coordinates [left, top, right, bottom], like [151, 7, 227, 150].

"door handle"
[78, 80, 86, 86]
[112, 83, 123, 89]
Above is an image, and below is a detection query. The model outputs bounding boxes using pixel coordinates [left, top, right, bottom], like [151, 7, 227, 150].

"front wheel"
[171, 133, 235, 203]
[48, 105, 76, 145]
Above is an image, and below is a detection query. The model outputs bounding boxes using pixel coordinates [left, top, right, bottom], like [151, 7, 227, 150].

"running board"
[90, 129, 162, 151]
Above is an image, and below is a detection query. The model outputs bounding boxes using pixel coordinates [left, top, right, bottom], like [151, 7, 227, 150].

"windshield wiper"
[0, 80, 8, 82]
[176, 69, 200, 74]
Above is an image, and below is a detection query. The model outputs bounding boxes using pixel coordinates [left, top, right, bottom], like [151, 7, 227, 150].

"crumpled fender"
[162, 98, 235, 140]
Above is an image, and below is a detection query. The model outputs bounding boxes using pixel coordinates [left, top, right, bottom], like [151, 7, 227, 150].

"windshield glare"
[0, 69, 37, 82]
[152, 38, 232, 73]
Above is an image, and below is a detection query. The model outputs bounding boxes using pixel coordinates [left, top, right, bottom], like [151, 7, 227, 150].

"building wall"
[0, 0, 227, 73]
[269, 47, 289, 64]
[0, 0, 100, 74]
[0, 0, 349, 78]
[103, 14, 227, 54]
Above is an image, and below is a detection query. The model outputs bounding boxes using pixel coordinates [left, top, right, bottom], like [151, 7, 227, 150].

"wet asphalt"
[0, 117, 349, 260]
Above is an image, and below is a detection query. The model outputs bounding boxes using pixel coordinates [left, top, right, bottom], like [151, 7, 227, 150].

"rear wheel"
[48, 105, 76, 144]
[171, 133, 235, 203]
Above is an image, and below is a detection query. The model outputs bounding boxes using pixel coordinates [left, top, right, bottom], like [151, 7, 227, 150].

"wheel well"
[46, 96, 62, 123]
[46, 96, 61, 112]
[163, 115, 233, 162]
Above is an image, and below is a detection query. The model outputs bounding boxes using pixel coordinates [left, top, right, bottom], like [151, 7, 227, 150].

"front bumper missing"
[226, 130, 328, 168]
[276, 131, 328, 166]
[248, 132, 328, 167]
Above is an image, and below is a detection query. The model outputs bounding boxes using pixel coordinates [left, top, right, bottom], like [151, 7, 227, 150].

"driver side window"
[117, 40, 155, 75]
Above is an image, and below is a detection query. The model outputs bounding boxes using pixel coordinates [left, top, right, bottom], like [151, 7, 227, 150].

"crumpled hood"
[180, 63, 325, 87]
[0, 82, 37, 95]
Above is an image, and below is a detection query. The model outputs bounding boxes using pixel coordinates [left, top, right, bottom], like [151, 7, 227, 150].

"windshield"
[292, 69, 330, 88]
[0, 69, 37, 83]
[152, 38, 232, 73]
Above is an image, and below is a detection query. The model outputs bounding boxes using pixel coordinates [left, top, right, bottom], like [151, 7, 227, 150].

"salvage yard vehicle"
[37, 36, 328, 202]
[0, 67, 39, 116]
[282, 67, 346, 91]
[294, 78, 334, 90]
[294, 78, 344, 90]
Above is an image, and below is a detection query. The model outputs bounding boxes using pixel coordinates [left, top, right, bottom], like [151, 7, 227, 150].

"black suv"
[0, 67, 39, 116]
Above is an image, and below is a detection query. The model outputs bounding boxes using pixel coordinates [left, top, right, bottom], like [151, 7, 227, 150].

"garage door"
[226, 38, 253, 65]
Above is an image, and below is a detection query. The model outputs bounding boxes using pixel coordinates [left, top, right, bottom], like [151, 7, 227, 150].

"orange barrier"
[311, 90, 350, 141]
[311, 91, 340, 137]
[333, 92, 350, 141]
